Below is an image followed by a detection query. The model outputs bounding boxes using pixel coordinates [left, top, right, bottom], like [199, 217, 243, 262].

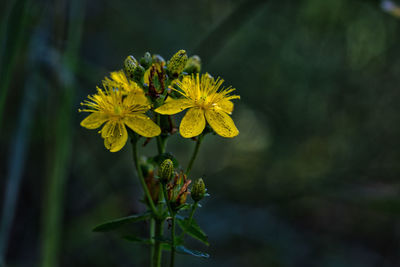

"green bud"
[132, 65, 145, 84]
[152, 54, 166, 64]
[124, 55, 138, 79]
[191, 178, 206, 202]
[183, 55, 201, 74]
[159, 159, 174, 183]
[168, 50, 188, 77]
[140, 52, 152, 69]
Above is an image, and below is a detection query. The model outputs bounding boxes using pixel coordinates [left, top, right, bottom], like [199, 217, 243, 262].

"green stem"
[153, 219, 163, 267]
[186, 134, 204, 175]
[156, 114, 163, 154]
[131, 138, 158, 266]
[187, 202, 197, 225]
[131, 138, 157, 215]
[150, 218, 155, 267]
[179, 202, 198, 239]
[161, 185, 173, 219]
[170, 215, 176, 267]
[161, 184, 176, 267]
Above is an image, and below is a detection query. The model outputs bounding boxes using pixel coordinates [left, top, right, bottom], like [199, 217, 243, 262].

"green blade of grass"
[0, 0, 31, 133]
[40, 1, 86, 267]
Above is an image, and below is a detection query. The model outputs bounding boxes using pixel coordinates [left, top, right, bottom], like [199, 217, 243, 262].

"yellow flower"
[102, 70, 143, 94]
[155, 73, 240, 138]
[79, 83, 161, 152]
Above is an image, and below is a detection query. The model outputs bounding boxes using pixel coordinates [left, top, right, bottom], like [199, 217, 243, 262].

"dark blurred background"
[2, 0, 400, 266]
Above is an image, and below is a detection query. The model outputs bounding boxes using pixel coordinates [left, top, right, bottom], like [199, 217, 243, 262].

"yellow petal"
[124, 114, 161, 137]
[80, 112, 108, 129]
[100, 121, 114, 138]
[180, 108, 206, 138]
[143, 68, 151, 85]
[144, 63, 162, 85]
[124, 91, 150, 106]
[154, 98, 194, 115]
[110, 70, 128, 84]
[205, 109, 239, 138]
[103, 123, 128, 152]
[215, 99, 234, 114]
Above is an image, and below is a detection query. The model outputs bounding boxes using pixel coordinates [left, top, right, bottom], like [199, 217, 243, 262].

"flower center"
[195, 96, 211, 110]
[114, 105, 122, 115]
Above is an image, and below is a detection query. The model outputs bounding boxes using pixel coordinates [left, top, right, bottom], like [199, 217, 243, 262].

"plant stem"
[131, 139, 158, 215]
[156, 114, 163, 154]
[131, 138, 159, 266]
[179, 202, 198, 239]
[170, 215, 176, 267]
[161, 184, 176, 267]
[187, 202, 198, 225]
[186, 134, 204, 175]
[153, 219, 163, 267]
[150, 218, 155, 267]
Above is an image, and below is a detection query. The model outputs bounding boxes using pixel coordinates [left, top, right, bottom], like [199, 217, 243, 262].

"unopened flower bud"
[168, 50, 188, 77]
[152, 54, 166, 64]
[177, 192, 189, 206]
[140, 52, 152, 69]
[159, 159, 174, 183]
[132, 65, 145, 84]
[191, 178, 206, 202]
[183, 55, 201, 74]
[124, 55, 138, 79]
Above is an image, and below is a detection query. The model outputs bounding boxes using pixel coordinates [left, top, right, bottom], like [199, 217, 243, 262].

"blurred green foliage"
[1, 0, 400, 266]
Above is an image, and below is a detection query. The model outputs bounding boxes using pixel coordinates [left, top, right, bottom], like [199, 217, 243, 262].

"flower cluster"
[83, 50, 240, 266]
[79, 50, 240, 152]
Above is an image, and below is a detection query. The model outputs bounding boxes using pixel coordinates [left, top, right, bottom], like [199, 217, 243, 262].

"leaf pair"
[93, 212, 210, 258]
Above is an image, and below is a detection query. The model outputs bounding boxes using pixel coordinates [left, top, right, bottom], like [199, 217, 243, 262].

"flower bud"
[168, 50, 188, 78]
[152, 54, 166, 64]
[191, 178, 206, 202]
[177, 191, 189, 206]
[140, 52, 152, 69]
[132, 65, 145, 84]
[183, 55, 201, 74]
[159, 159, 174, 183]
[124, 55, 138, 79]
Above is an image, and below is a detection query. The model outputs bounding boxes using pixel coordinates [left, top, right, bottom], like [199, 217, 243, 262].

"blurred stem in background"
[0, 0, 29, 132]
[0, 0, 33, 265]
[40, 0, 85, 267]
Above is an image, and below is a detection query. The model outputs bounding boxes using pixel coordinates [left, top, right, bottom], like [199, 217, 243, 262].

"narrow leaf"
[176, 245, 209, 258]
[153, 235, 172, 244]
[122, 235, 152, 245]
[93, 212, 151, 232]
[177, 218, 209, 246]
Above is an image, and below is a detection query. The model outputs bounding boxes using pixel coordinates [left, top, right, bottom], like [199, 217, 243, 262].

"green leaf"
[176, 245, 209, 258]
[122, 235, 152, 245]
[93, 212, 152, 232]
[153, 235, 172, 244]
[175, 203, 191, 211]
[177, 218, 209, 246]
